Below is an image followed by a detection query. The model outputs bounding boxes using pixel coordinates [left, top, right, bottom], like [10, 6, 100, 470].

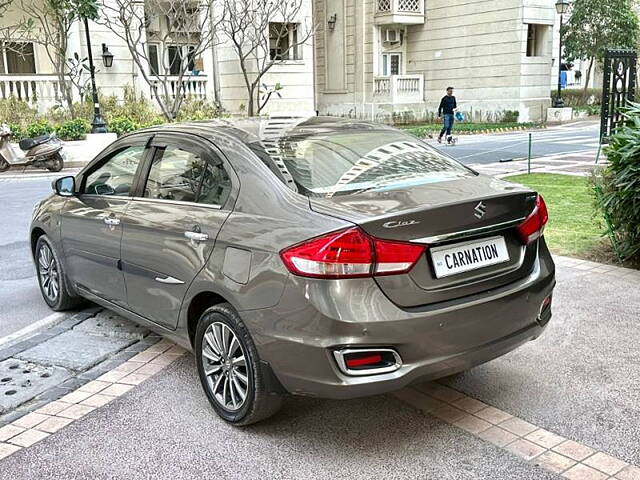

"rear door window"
[143, 144, 231, 206]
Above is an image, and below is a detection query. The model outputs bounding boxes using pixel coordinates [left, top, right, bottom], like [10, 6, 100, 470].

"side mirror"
[53, 176, 75, 197]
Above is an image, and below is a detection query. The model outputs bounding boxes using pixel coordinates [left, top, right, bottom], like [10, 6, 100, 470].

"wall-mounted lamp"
[327, 13, 337, 31]
[101, 43, 114, 68]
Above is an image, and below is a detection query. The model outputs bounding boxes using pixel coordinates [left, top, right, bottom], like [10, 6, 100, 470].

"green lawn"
[400, 122, 543, 137]
[507, 173, 603, 257]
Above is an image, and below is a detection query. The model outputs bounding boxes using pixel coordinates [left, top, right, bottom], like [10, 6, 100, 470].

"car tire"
[0, 156, 9, 172]
[195, 303, 282, 426]
[35, 235, 83, 311]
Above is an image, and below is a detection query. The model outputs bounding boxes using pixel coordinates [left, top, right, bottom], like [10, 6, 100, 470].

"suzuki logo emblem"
[474, 202, 487, 219]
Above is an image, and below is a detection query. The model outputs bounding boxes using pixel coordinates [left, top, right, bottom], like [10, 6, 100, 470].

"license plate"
[430, 236, 510, 278]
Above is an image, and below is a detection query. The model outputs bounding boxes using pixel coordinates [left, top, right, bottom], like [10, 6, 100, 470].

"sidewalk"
[0, 256, 638, 479]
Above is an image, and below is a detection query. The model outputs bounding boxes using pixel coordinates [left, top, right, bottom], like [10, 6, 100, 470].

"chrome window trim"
[333, 348, 402, 377]
[130, 196, 224, 210]
[410, 217, 527, 245]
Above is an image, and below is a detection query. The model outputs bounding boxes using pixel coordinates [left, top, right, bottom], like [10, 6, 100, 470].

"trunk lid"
[310, 175, 539, 308]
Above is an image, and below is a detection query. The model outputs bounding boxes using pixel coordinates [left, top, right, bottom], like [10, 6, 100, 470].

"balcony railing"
[0, 75, 71, 112]
[150, 75, 208, 99]
[373, 74, 424, 104]
[375, 0, 424, 24]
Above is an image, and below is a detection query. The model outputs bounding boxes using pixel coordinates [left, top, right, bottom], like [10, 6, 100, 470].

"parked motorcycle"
[0, 124, 65, 172]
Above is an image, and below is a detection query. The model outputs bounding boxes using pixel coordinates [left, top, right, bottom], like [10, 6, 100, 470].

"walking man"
[438, 87, 457, 144]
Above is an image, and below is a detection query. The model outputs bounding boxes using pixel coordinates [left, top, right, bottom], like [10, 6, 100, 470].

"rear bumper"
[242, 242, 555, 400]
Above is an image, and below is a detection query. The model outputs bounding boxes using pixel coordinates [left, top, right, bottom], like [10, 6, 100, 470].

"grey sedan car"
[31, 117, 555, 425]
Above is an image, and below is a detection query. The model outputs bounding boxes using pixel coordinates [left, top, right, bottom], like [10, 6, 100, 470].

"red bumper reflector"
[345, 353, 383, 368]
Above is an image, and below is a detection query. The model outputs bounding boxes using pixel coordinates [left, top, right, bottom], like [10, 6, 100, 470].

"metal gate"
[600, 49, 637, 141]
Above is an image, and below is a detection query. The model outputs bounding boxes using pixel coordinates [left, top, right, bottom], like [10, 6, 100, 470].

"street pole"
[83, 16, 107, 134]
[555, 14, 564, 108]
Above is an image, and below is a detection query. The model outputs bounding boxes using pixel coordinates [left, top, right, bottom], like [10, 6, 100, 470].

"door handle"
[155, 275, 185, 285]
[184, 231, 209, 242]
[103, 217, 120, 226]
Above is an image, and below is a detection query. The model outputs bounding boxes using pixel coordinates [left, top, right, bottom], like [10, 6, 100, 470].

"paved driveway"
[0, 258, 639, 479]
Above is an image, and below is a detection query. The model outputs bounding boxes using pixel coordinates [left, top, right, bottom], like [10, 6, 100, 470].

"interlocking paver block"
[149, 353, 181, 366]
[129, 351, 160, 363]
[553, 440, 596, 462]
[452, 396, 488, 414]
[112, 361, 145, 374]
[431, 405, 466, 423]
[616, 465, 640, 480]
[478, 426, 518, 447]
[536, 451, 576, 474]
[453, 414, 491, 434]
[475, 406, 512, 424]
[583, 452, 629, 476]
[12, 412, 50, 429]
[505, 439, 546, 461]
[35, 401, 73, 416]
[118, 373, 150, 386]
[526, 428, 566, 449]
[78, 380, 111, 394]
[81, 393, 114, 408]
[101, 383, 133, 397]
[499, 417, 538, 436]
[16, 330, 135, 371]
[134, 363, 166, 376]
[59, 389, 94, 404]
[57, 404, 95, 420]
[562, 464, 608, 480]
[8, 428, 50, 447]
[96, 370, 128, 383]
[35, 416, 74, 434]
[0, 424, 25, 442]
[415, 382, 464, 403]
[0, 442, 21, 460]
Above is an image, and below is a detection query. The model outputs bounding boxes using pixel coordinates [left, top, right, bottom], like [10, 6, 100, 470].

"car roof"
[129, 116, 396, 145]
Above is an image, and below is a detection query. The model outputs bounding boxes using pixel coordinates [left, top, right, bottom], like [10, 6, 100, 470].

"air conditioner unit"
[383, 29, 401, 43]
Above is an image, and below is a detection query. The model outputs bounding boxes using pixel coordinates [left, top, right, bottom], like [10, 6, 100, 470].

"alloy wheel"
[201, 322, 249, 411]
[38, 243, 59, 302]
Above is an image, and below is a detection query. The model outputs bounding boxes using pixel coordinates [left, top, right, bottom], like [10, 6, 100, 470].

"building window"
[382, 53, 401, 76]
[1, 42, 36, 74]
[166, 45, 196, 75]
[526, 24, 547, 57]
[269, 22, 301, 61]
[148, 44, 160, 75]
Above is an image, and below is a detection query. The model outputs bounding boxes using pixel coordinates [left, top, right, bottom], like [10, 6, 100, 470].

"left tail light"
[279, 226, 426, 279]
[517, 195, 549, 244]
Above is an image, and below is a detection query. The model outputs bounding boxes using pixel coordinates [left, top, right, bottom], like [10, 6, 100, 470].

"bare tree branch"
[219, 0, 314, 116]
[96, 0, 221, 120]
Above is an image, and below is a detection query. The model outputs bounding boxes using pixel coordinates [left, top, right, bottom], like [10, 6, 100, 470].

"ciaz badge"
[382, 220, 421, 229]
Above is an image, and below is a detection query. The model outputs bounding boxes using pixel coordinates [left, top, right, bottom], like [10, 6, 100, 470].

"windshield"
[262, 129, 473, 198]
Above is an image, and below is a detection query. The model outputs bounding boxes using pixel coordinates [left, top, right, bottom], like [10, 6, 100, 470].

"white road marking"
[0, 311, 67, 348]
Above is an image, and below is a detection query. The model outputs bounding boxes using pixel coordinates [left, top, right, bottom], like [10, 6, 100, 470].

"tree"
[16, 0, 98, 117]
[563, 0, 640, 96]
[97, 0, 220, 121]
[219, 0, 313, 116]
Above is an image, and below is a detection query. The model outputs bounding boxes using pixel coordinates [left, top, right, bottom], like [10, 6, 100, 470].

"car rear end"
[242, 119, 555, 399]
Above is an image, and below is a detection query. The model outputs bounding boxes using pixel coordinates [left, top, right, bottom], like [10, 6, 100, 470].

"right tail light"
[517, 194, 549, 244]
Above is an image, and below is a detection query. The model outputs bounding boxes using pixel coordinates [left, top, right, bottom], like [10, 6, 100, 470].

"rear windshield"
[259, 129, 473, 198]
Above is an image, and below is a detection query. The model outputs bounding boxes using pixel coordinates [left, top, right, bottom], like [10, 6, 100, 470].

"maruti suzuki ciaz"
[30, 117, 555, 425]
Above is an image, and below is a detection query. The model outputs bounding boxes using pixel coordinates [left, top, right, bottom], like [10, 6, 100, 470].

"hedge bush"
[56, 118, 90, 141]
[0, 98, 38, 127]
[592, 102, 640, 261]
[26, 120, 55, 138]
[109, 117, 140, 137]
[551, 88, 601, 107]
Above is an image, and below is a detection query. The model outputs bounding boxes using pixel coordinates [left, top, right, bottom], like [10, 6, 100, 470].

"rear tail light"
[280, 226, 426, 279]
[516, 195, 549, 244]
[333, 348, 402, 376]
